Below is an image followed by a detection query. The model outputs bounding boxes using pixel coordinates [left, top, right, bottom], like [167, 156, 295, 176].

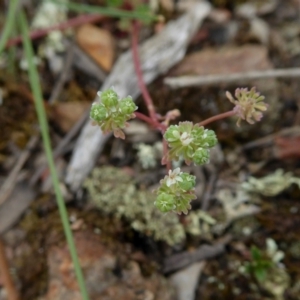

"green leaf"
[90, 104, 107, 122]
[106, 0, 123, 7]
[19, 10, 90, 300]
[155, 193, 175, 213]
[251, 246, 262, 261]
[254, 267, 267, 282]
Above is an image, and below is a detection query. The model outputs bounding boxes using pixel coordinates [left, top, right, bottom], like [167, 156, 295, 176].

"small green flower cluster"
[163, 121, 217, 165]
[155, 168, 196, 214]
[90, 88, 138, 139]
[226, 87, 268, 127]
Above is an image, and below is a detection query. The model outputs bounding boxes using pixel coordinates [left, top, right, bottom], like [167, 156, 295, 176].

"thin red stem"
[199, 110, 237, 127]
[134, 111, 155, 125]
[135, 112, 164, 130]
[131, 21, 158, 123]
[163, 139, 171, 171]
[6, 14, 105, 49]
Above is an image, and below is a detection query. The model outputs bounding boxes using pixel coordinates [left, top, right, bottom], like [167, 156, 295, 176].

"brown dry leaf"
[76, 24, 115, 72]
[274, 136, 300, 159]
[51, 102, 90, 132]
[169, 45, 273, 76]
[160, 0, 174, 12]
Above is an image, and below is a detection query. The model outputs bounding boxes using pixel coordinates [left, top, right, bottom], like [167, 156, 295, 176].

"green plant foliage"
[19, 10, 90, 300]
[51, 0, 157, 23]
[163, 121, 217, 165]
[245, 238, 285, 283]
[226, 87, 268, 127]
[155, 168, 196, 214]
[90, 88, 138, 139]
[84, 166, 187, 245]
[245, 246, 273, 282]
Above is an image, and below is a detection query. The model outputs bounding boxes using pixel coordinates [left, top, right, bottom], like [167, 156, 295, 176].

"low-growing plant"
[90, 84, 268, 214]
[243, 238, 286, 286]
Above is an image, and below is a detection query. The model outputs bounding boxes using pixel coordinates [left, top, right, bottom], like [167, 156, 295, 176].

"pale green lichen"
[84, 166, 186, 246]
[241, 169, 300, 197]
[134, 142, 162, 169]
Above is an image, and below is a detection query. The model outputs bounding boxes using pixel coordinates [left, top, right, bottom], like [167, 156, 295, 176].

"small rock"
[40, 231, 175, 300]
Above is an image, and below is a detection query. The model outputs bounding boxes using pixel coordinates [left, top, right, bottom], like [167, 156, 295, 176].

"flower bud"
[164, 126, 180, 143]
[90, 103, 107, 122]
[203, 129, 218, 147]
[119, 96, 138, 115]
[155, 193, 175, 213]
[193, 148, 210, 165]
[177, 173, 196, 191]
[101, 88, 119, 108]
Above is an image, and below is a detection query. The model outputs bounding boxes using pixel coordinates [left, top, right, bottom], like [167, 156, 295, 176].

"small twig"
[0, 135, 39, 206]
[201, 171, 217, 211]
[164, 68, 300, 88]
[199, 110, 236, 127]
[48, 43, 74, 104]
[6, 14, 105, 49]
[30, 110, 90, 186]
[163, 235, 231, 273]
[242, 126, 300, 150]
[131, 21, 158, 123]
[0, 238, 19, 300]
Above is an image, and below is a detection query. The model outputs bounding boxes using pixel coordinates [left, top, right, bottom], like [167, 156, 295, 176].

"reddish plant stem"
[131, 21, 158, 123]
[134, 112, 165, 130]
[0, 238, 19, 300]
[163, 139, 171, 171]
[199, 110, 237, 127]
[6, 14, 105, 49]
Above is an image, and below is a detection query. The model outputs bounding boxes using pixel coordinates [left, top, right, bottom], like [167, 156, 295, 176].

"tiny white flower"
[180, 132, 193, 146]
[166, 168, 183, 186]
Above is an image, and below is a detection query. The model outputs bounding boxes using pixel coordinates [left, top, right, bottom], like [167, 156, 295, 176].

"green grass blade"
[49, 0, 158, 22]
[18, 10, 90, 300]
[0, 0, 19, 55]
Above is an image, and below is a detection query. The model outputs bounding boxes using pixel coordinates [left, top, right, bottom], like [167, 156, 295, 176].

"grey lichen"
[241, 169, 300, 197]
[84, 166, 186, 246]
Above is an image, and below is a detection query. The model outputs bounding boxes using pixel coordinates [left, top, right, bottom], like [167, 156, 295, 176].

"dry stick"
[163, 235, 232, 273]
[48, 43, 74, 104]
[30, 109, 90, 186]
[164, 68, 300, 88]
[6, 14, 105, 49]
[201, 172, 217, 211]
[0, 135, 39, 206]
[242, 125, 300, 150]
[131, 22, 159, 125]
[0, 238, 19, 300]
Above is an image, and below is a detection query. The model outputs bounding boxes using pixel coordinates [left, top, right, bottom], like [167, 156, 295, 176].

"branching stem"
[199, 110, 237, 127]
[131, 21, 158, 123]
[134, 112, 165, 130]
